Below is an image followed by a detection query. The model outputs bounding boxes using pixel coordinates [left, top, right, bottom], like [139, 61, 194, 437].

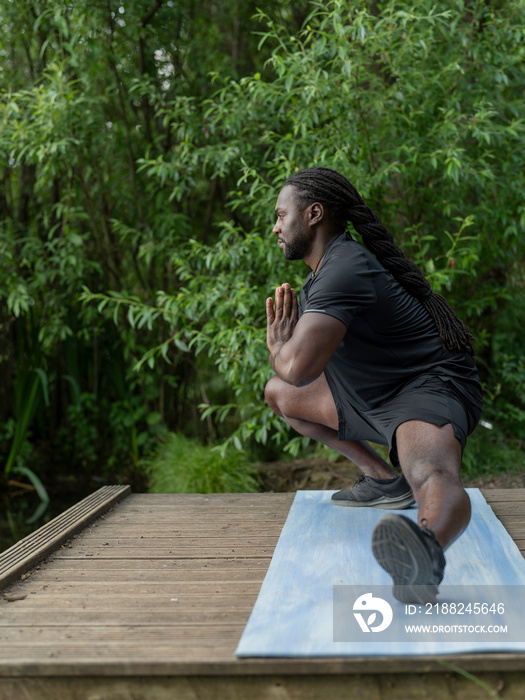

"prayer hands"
[266, 283, 298, 357]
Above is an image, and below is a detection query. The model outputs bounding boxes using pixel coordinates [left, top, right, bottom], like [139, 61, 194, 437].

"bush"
[145, 433, 260, 493]
[462, 423, 525, 481]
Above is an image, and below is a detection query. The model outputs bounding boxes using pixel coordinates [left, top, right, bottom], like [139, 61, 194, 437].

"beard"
[280, 230, 311, 261]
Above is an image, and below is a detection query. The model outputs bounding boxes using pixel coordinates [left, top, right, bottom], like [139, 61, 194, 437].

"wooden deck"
[1, 488, 525, 699]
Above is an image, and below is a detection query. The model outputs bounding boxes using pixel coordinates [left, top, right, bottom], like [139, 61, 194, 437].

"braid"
[285, 167, 474, 356]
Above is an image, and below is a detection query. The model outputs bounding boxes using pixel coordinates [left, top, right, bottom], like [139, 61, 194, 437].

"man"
[264, 166, 482, 603]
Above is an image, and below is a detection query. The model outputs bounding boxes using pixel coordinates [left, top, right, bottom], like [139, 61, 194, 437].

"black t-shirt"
[298, 233, 481, 414]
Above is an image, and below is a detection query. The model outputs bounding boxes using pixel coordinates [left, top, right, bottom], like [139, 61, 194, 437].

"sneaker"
[331, 474, 415, 509]
[371, 514, 446, 604]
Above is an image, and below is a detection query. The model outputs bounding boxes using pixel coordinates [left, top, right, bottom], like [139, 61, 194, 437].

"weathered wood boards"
[0, 493, 291, 672]
[0, 485, 131, 588]
[0, 490, 524, 700]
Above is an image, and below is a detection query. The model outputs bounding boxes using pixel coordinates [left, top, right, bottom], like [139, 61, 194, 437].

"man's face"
[272, 185, 312, 261]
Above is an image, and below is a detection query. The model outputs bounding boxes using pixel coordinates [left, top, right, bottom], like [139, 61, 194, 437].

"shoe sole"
[371, 514, 439, 604]
[331, 492, 416, 510]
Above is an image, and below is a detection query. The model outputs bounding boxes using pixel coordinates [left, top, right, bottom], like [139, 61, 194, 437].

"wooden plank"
[105, 512, 290, 520]
[482, 507, 525, 519]
[29, 567, 268, 582]
[26, 558, 271, 572]
[0, 595, 258, 610]
[59, 537, 280, 546]
[3, 575, 262, 589]
[51, 548, 276, 558]
[74, 527, 283, 536]
[0, 612, 253, 625]
[481, 490, 525, 502]
[2, 654, 525, 677]
[2, 672, 525, 700]
[0, 609, 254, 621]
[120, 493, 292, 504]
[0, 486, 131, 590]
[78, 525, 283, 534]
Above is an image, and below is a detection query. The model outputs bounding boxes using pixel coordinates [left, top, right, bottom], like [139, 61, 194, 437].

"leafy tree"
[123, 0, 525, 459]
[0, 0, 309, 492]
[1, 0, 524, 500]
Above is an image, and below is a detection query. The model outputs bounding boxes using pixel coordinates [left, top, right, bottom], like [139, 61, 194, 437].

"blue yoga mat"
[236, 489, 525, 656]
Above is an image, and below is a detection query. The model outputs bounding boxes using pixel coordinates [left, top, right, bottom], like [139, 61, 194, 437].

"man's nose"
[272, 220, 280, 234]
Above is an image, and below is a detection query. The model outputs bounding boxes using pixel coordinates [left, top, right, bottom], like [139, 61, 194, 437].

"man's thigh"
[265, 373, 339, 431]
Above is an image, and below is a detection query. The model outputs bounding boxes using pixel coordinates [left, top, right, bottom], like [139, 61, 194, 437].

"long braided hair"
[284, 166, 474, 356]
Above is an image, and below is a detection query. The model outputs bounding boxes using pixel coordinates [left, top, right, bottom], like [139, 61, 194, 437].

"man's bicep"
[284, 312, 347, 386]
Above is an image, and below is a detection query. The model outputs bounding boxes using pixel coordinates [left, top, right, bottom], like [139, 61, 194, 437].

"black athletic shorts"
[335, 374, 483, 468]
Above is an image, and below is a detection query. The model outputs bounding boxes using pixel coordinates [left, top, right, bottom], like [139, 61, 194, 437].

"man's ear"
[309, 201, 324, 225]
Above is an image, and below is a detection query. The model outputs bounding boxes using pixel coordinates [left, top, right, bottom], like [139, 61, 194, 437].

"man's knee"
[404, 463, 451, 492]
[265, 372, 338, 427]
[264, 376, 284, 416]
[403, 456, 466, 497]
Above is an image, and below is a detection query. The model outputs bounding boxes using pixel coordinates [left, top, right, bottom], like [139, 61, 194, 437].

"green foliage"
[146, 433, 260, 494]
[115, 0, 525, 459]
[0, 0, 312, 494]
[1, 0, 524, 493]
[462, 424, 525, 480]
[2, 313, 50, 502]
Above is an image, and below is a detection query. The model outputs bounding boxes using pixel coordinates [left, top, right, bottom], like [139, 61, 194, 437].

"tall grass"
[146, 433, 260, 494]
[4, 317, 50, 504]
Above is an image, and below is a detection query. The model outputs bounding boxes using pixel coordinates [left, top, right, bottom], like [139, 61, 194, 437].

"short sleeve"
[300, 243, 376, 328]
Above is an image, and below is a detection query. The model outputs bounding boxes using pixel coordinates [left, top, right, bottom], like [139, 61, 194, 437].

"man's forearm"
[268, 342, 315, 387]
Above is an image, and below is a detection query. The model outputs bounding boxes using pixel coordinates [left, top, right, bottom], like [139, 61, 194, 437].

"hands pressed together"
[266, 283, 298, 365]
[265, 281, 346, 386]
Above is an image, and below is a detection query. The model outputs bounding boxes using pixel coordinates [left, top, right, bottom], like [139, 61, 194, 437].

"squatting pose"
[265, 166, 482, 603]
